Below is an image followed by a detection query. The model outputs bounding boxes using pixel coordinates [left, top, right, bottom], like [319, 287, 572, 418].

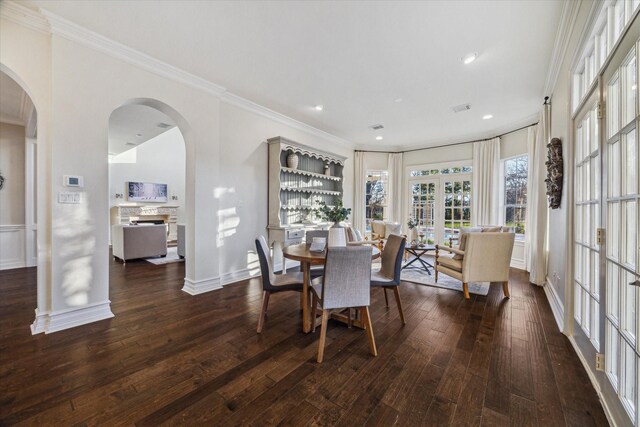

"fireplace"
[111, 205, 179, 241]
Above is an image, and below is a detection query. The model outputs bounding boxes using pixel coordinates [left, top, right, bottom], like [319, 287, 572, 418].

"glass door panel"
[443, 176, 471, 244]
[604, 45, 640, 425]
[409, 179, 438, 244]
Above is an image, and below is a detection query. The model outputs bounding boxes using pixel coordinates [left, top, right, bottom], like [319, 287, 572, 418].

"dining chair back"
[370, 233, 407, 325]
[311, 245, 376, 362]
[321, 246, 373, 310]
[306, 229, 329, 244]
[255, 235, 304, 333]
[256, 235, 277, 290]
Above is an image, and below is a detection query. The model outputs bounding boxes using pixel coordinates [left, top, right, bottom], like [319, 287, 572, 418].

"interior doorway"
[107, 101, 186, 268]
[0, 70, 37, 270]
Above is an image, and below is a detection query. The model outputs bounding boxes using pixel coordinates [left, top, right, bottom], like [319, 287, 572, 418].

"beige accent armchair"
[435, 232, 515, 299]
[112, 224, 167, 263]
[370, 220, 401, 250]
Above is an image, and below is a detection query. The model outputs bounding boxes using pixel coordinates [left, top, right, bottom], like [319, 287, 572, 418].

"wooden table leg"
[302, 262, 311, 333]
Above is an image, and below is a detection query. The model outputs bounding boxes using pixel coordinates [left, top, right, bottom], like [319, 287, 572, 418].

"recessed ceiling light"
[482, 114, 493, 120]
[462, 53, 478, 65]
[376, 136, 383, 141]
[314, 105, 323, 111]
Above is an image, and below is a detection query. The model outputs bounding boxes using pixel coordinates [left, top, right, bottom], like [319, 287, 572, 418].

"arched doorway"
[0, 66, 40, 332]
[107, 98, 192, 285]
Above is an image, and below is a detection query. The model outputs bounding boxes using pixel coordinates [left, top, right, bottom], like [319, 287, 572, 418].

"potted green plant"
[314, 197, 351, 227]
[406, 218, 418, 243]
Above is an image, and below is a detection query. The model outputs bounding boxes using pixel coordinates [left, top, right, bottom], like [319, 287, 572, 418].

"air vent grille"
[125, 142, 137, 146]
[157, 122, 172, 129]
[451, 103, 471, 113]
[369, 124, 384, 130]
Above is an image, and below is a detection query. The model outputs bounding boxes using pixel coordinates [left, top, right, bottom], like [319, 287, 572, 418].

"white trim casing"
[182, 276, 222, 295]
[544, 0, 582, 95]
[31, 301, 114, 334]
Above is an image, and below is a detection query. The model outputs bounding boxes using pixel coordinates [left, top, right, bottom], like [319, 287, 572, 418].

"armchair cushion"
[371, 220, 386, 237]
[384, 222, 402, 238]
[437, 254, 463, 272]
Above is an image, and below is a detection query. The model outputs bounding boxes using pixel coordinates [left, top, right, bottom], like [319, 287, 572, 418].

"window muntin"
[503, 155, 527, 235]
[365, 170, 388, 232]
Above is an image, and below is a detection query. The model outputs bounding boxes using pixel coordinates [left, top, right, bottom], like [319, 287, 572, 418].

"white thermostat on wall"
[63, 175, 83, 187]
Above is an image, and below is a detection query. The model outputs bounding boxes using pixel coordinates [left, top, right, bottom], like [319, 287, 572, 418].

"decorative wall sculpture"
[545, 137, 563, 209]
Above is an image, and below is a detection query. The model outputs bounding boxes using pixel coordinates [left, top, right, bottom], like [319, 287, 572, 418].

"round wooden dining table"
[283, 243, 381, 333]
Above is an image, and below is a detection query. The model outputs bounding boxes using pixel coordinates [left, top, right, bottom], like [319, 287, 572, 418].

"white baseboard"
[182, 276, 222, 295]
[219, 267, 259, 287]
[510, 258, 526, 270]
[567, 336, 618, 427]
[31, 301, 114, 334]
[544, 277, 565, 331]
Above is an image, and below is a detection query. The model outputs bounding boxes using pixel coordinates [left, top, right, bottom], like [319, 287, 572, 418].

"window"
[503, 155, 528, 235]
[365, 171, 388, 231]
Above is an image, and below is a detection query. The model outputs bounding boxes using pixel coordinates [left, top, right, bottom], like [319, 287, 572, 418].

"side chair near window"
[310, 246, 377, 363]
[255, 236, 304, 333]
[370, 234, 407, 324]
[435, 231, 515, 300]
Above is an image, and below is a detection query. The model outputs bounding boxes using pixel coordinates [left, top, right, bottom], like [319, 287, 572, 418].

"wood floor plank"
[0, 262, 609, 426]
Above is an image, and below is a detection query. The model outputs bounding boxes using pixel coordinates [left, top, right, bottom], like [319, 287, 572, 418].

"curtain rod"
[355, 122, 538, 154]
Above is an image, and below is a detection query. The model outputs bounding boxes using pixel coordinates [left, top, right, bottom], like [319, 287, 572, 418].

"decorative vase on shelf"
[409, 228, 418, 243]
[287, 152, 299, 170]
[324, 163, 330, 176]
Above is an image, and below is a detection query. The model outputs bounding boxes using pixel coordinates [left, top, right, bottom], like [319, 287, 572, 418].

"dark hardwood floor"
[0, 257, 608, 426]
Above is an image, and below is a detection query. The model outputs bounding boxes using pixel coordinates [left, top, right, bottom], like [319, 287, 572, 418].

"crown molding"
[570, 0, 603, 72]
[220, 92, 354, 147]
[40, 9, 227, 98]
[0, 1, 49, 34]
[3, 2, 354, 148]
[543, 0, 581, 95]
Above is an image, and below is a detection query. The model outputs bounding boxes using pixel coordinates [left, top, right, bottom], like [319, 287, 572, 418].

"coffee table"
[402, 244, 436, 275]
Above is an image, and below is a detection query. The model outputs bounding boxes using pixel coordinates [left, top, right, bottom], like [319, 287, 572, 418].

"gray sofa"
[112, 224, 167, 263]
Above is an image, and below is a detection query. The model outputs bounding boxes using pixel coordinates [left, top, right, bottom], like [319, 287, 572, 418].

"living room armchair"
[370, 220, 402, 249]
[435, 232, 515, 299]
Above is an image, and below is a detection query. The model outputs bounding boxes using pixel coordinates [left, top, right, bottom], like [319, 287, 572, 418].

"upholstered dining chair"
[305, 230, 329, 278]
[435, 232, 515, 299]
[370, 234, 407, 325]
[310, 246, 376, 363]
[255, 236, 304, 333]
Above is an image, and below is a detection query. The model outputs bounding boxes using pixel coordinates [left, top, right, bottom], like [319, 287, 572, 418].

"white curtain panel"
[353, 151, 367, 233]
[525, 106, 550, 285]
[471, 137, 500, 226]
[387, 152, 403, 224]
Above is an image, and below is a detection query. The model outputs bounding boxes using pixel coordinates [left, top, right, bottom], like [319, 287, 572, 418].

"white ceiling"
[0, 70, 33, 127]
[29, 0, 563, 150]
[108, 104, 175, 156]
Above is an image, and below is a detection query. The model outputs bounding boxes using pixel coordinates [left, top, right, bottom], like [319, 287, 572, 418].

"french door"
[573, 40, 640, 426]
[603, 43, 639, 425]
[408, 173, 472, 245]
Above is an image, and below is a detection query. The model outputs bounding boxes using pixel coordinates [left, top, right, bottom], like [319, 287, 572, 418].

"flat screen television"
[128, 181, 168, 203]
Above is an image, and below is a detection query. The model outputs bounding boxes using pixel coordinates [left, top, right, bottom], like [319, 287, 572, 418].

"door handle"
[630, 280, 640, 287]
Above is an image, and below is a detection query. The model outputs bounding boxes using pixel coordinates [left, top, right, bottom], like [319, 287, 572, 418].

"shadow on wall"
[54, 192, 95, 306]
[215, 187, 239, 248]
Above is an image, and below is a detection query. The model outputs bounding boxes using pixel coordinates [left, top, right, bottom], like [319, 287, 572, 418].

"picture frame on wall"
[127, 181, 168, 202]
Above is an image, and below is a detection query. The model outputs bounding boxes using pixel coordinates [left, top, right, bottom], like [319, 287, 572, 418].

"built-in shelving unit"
[267, 136, 346, 263]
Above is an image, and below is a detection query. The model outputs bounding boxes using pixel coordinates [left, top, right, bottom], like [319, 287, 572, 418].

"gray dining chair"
[310, 246, 376, 363]
[255, 235, 304, 333]
[370, 234, 407, 325]
[306, 230, 329, 278]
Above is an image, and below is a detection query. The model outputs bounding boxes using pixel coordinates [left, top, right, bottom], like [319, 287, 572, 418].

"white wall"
[0, 122, 26, 269]
[109, 127, 186, 223]
[218, 102, 353, 282]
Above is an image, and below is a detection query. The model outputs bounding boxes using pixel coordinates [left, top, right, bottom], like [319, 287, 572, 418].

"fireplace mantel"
[110, 204, 179, 241]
